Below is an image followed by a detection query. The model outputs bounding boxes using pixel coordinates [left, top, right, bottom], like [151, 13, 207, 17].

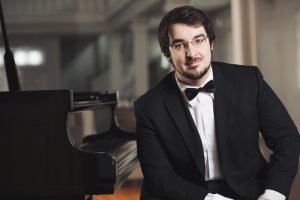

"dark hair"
[158, 5, 215, 57]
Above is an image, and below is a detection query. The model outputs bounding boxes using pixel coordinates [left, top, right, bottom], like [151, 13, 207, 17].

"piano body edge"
[0, 89, 139, 199]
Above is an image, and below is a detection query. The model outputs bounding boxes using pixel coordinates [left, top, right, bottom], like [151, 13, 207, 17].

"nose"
[185, 42, 197, 57]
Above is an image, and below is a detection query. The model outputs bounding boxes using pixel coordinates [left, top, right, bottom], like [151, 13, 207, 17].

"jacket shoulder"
[213, 61, 258, 71]
[212, 61, 262, 80]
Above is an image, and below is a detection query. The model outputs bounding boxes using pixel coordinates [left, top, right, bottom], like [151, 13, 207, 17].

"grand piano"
[0, 2, 138, 200]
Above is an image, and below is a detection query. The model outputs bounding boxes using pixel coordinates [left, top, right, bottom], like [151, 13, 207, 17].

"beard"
[169, 53, 212, 83]
[181, 66, 210, 80]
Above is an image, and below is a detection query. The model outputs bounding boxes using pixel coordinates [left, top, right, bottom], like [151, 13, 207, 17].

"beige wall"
[256, 0, 300, 129]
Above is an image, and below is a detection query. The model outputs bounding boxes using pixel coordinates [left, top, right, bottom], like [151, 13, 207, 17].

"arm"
[256, 67, 300, 196]
[135, 101, 209, 200]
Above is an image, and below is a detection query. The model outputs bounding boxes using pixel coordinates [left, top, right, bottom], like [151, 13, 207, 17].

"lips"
[186, 60, 200, 68]
[186, 57, 202, 67]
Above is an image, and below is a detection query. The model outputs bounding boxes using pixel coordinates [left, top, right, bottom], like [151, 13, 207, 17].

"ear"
[164, 51, 170, 59]
[165, 54, 171, 62]
[167, 56, 174, 66]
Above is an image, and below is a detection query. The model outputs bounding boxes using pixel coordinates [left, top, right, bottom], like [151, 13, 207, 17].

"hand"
[258, 189, 285, 200]
[205, 193, 234, 200]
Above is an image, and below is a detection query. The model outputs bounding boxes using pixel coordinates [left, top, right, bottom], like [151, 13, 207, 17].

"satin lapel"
[163, 73, 205, 176]
[212, 63, 235, 163]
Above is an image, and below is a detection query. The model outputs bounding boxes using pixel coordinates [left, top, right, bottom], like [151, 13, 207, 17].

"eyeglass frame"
[167, 34, 208, 53]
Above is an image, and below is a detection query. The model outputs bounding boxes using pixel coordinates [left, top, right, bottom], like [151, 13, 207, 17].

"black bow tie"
[184, 80, 216, 101]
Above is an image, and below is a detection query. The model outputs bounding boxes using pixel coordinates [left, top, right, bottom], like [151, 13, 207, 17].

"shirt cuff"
[259, 189, 286, 200]
[204, 193, 234, 200]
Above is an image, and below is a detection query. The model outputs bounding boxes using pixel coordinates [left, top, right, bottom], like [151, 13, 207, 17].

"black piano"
[0, 2, 138, 200]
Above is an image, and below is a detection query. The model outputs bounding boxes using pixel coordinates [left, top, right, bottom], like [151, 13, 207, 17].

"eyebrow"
[170, 33, 207, 44]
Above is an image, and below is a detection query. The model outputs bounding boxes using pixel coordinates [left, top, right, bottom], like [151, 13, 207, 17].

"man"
[134, 5, 299, 200]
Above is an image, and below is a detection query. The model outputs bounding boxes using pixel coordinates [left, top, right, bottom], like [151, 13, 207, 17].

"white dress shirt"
[175, 67, 285, 200]
[176, 68, 222, 181]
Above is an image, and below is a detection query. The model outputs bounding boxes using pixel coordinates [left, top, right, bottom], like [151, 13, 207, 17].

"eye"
[172, 43, 184, 50]
[193, 37, 205, 45]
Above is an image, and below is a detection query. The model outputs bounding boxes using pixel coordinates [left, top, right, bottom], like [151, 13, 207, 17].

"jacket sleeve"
[256, 67, 300, 196]
[134, 101, 208, 200]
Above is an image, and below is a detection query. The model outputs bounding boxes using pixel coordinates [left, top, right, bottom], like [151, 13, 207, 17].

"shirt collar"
[176, 66, 214, 107]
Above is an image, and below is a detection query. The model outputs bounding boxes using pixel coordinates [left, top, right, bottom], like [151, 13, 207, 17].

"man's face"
[168, 23, 212, 85]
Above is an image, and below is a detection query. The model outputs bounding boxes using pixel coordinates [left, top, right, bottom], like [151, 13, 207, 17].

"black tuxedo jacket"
[134, 62, 300, 200]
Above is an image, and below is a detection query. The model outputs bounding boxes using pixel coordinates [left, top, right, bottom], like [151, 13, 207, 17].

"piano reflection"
[0, 2, 138, 200]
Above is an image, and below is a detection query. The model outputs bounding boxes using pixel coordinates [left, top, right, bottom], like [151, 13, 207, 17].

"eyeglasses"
[169, 36, 208, 53]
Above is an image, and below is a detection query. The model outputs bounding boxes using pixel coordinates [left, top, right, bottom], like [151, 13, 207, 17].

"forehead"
[168, 23, 207, 41]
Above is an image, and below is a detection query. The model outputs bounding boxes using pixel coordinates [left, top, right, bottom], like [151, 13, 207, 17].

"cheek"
[203, 47, 212, 59]
[205, 51, 212, 60]
[170, 54, 184, 65]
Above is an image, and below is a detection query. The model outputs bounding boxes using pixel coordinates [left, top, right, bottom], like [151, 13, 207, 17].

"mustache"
[185, 56, 202, 65]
